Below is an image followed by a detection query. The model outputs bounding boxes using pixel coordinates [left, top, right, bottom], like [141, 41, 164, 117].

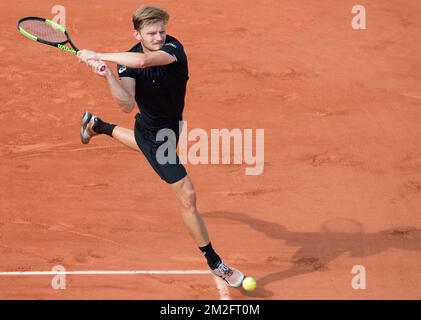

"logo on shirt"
[119, 66, 127, 74]
[165, 43, 177, 49]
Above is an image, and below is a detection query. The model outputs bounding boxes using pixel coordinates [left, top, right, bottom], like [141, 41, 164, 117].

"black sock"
[92, 118, 116, 137]
[199, 242, 222, 270]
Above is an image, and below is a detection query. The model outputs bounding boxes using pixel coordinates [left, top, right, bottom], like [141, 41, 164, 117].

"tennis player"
[77, 5, 244, 287]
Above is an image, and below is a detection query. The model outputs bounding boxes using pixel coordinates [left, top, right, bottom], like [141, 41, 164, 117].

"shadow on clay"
[203, 211, 421, 298]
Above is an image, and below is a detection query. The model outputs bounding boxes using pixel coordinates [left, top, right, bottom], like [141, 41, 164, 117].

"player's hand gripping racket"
[17, 17, 106, 72]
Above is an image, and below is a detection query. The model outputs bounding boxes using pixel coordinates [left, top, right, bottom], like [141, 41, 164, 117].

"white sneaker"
[80, 111, 99, 144]
[211, 261, 244, 288]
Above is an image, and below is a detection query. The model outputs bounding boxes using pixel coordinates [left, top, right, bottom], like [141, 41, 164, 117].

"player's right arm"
[106, 72, 136, 113]
[87, 60, 135, 113]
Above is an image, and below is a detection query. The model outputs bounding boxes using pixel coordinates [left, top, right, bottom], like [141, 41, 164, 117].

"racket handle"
[99, 64, 106, 72]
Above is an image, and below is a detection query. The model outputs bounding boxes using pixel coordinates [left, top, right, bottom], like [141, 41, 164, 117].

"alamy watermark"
[51, 5, 66, 28]
[156, 121, 265, 175]
[51, 265, 66, 290]
[352, 5, 366, 30]
[351, 265, 366, 290]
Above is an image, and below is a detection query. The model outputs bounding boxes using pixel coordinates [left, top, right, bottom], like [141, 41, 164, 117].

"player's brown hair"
[132, 6, 170, 31]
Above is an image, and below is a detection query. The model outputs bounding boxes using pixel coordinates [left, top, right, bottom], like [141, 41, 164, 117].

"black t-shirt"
[117, 35, 189, 129]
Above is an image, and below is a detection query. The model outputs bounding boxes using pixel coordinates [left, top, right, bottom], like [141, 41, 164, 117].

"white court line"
[0, 270, 211, 276]
[0, 270, 229, 300]
[213, 275, 232, 300]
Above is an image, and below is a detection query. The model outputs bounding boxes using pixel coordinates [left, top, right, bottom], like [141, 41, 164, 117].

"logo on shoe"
[119, 66, 127, 74]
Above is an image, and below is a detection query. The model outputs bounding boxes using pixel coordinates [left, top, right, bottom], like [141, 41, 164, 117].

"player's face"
[135, 21, 167, 52]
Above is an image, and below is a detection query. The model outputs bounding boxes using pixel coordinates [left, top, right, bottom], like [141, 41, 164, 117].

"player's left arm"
[78, 50, 175, 68]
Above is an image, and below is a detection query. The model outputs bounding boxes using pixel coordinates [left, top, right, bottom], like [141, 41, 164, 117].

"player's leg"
[111, 127, 139, 151]
[170, 175, 244, 287]
[80, 111, 139, 151]
[170, 175, 210, 247]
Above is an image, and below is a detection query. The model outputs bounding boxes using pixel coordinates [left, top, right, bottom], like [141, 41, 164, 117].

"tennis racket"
[17, 17, 105, 72]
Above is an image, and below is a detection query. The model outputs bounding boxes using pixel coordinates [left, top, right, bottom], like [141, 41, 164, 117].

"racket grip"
[99, 64, 106, 72]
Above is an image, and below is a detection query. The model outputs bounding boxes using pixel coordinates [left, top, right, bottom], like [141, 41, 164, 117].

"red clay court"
[1, 0, 421, 299]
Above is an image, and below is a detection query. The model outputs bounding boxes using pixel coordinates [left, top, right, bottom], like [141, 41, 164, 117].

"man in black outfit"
[77, 5, 244, 287]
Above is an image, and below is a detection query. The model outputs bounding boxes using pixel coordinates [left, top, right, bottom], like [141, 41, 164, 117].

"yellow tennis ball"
[242, 277, 256, 291]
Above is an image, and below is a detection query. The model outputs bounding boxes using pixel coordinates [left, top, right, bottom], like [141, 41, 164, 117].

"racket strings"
[19, 20, 67, 43]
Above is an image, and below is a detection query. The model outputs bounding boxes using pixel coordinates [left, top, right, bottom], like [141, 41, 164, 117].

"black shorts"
[134, 113, 187, 184]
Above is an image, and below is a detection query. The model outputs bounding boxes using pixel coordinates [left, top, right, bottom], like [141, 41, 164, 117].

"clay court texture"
[1, 0, 421, 299]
